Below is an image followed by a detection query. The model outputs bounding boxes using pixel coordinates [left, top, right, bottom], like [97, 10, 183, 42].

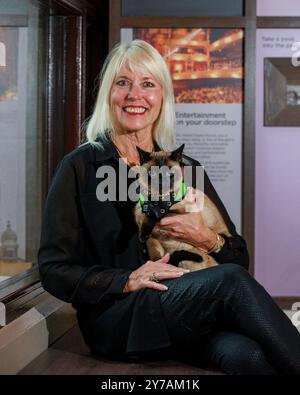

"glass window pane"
[257, 0, 300, 16]
[122, 0, 244, 17]
[0, 0, 46, 283]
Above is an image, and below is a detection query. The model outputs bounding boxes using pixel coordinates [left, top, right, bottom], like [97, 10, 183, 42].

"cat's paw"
[179, 260, 218, 272]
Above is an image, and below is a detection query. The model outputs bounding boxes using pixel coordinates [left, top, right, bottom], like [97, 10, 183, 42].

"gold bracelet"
[207, 233, 225, 254]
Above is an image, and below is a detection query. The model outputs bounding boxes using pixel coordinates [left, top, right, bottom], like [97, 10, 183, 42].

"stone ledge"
[0, 290, 77, 374]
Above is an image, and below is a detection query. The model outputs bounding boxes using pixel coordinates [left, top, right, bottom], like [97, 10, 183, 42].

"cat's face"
[137, 145, 185, 201]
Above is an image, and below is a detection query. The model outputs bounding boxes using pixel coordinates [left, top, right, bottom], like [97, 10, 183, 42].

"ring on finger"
[149, 272, 160, 283]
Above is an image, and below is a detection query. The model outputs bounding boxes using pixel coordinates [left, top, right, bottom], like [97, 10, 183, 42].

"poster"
[122, 28, 244, 231]
[256, 29, 300, 296]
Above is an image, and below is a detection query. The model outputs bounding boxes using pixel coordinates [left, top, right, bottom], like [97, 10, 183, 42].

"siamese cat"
[134, 144, 231, 272]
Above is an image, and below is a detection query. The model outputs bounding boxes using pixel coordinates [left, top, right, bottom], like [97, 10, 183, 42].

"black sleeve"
[194, 160, 249, 270]
[38, 157, 132, 305]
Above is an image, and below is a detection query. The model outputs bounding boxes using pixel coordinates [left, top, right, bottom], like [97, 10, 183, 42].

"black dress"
[38, 135, 249, 358]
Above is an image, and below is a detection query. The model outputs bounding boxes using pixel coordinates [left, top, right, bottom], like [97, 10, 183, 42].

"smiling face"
[110, 64, 163, 137]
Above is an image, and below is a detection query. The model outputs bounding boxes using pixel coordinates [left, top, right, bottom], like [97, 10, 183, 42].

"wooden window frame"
[0, 0, 105, 303]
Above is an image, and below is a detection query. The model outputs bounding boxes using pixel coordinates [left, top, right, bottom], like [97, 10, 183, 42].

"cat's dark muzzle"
[139, 198, 177, 242]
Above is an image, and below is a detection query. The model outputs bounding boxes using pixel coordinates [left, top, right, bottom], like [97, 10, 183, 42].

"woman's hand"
[153, 189, 217, 251]
[154, 213, 216, 251]
[123, 254, 190, 293]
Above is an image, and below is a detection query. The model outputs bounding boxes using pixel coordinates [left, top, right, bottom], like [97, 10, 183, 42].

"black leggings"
[156, 264, 300, 375]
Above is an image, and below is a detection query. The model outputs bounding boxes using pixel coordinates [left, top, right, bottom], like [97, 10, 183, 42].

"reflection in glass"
[0, 1, 46, 283]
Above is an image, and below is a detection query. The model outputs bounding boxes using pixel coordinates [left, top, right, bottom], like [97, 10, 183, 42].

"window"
[0, 1, 47, 290]
[0, 0, 88, 299]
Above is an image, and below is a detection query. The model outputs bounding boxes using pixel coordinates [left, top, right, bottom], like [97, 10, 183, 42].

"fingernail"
[182, 269, 190, 272]
[162, 286, 168, 290]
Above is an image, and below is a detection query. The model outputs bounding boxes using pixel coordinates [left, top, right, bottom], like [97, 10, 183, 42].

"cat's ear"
[136, 146, 151, 164]
[170, 144, 185, 162]
[182, 156, 193, 166]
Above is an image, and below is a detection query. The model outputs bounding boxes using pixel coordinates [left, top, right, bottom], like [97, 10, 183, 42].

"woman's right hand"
[123, 253, 190, 293]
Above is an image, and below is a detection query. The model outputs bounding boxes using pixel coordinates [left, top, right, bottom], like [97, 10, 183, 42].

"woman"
[38, 40, 300, 375]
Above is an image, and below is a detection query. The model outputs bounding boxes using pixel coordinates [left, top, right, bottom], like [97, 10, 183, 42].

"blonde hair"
[84, 40, 176, 151]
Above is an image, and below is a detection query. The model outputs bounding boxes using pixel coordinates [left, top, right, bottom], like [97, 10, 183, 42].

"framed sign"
[264, 57, 300, 126]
